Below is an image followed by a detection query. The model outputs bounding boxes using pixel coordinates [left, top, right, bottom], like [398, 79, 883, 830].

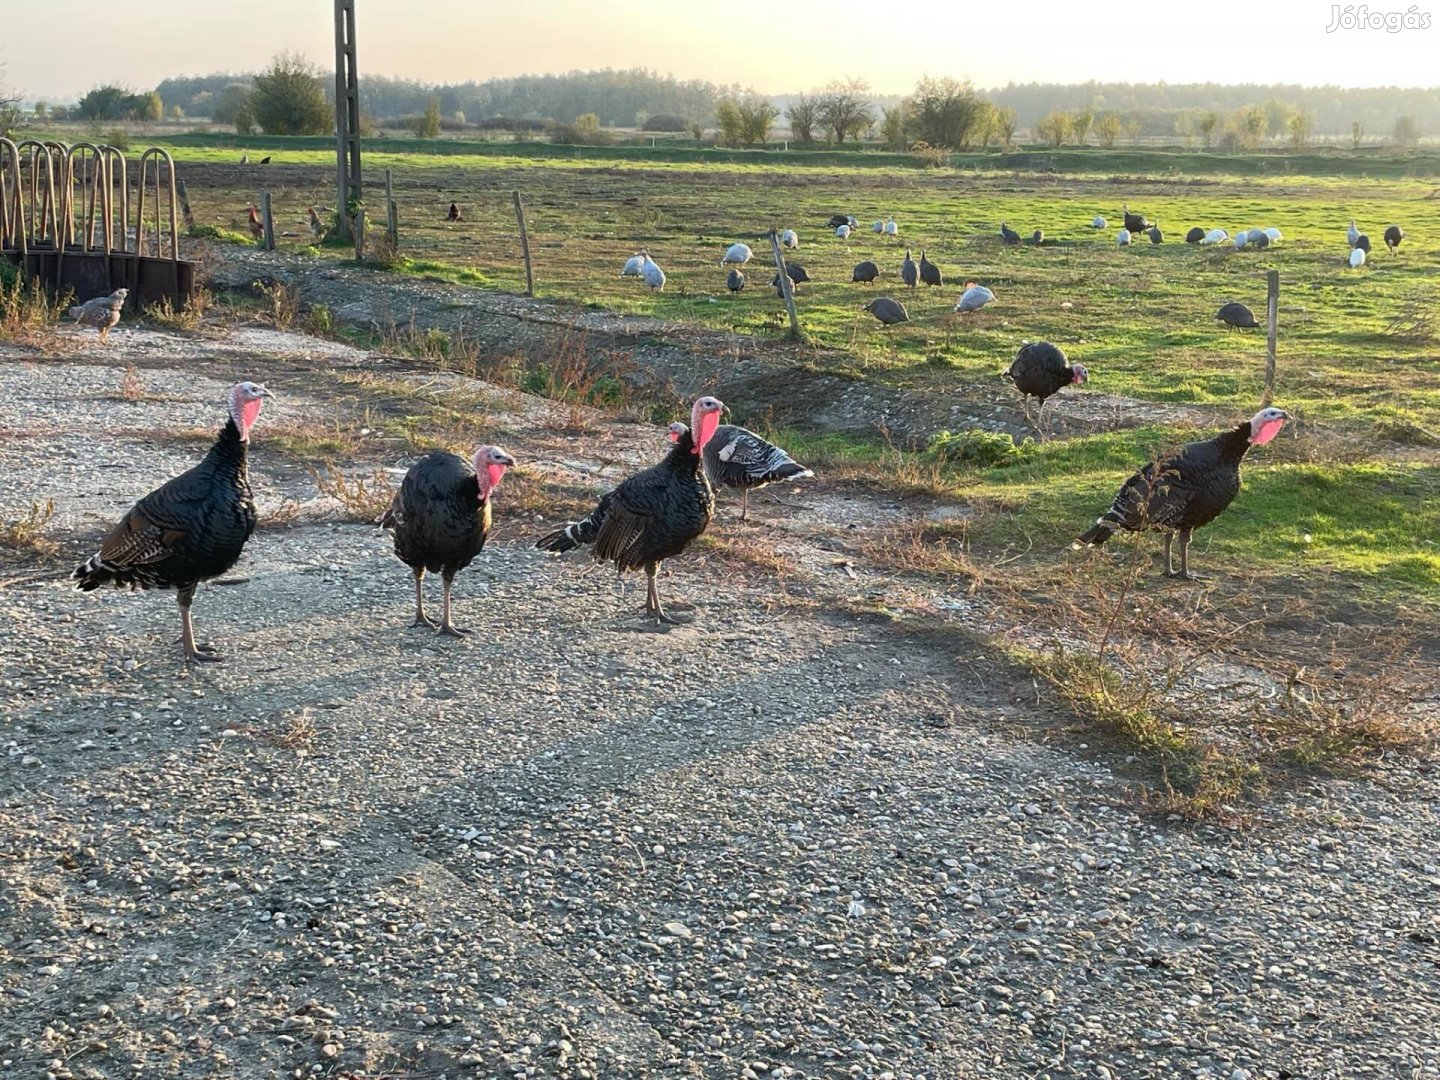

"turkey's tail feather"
[1073, 518, 1118, 549]
[536, 512, 600, 554]
[72, 553, 144, 591]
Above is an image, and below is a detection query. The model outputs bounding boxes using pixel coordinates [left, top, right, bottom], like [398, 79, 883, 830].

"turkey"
[446, 202, 462, 222]
[900, 250, 918, 288]
[726, 268, 746, 293]
[1384, 224, 1403, 252]
[954, 282, 994, 313]
[73, 381, 273, 662]
[1355, 234, 1372, 254]
[1072, 407, 1289, 580]
[379, 445, 514, 637]
[1216, 301, 1259, 329]
[918, 250, 943, 287]
[668, 422, 813, 522]
[68, 288, 128, 343]
[536, 397, 724, 624]
[1122, 205, 1151, 234]
[720, 243, 753, 266]
[1032, 229, 1044, 244]
[1185, 226, 1206, 243]
[999, 222, 1022, 246]
[851, 260, 880, 283]
[864, 297, 909, 325]
[1004, 341, 1088, 435]
[825, 214, 852, 229]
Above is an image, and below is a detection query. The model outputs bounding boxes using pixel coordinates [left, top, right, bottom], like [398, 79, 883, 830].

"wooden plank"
[1264, 269, 1279, 406]
[175, 179, 195, 232]
[769, 229, 801, 341]
[260, 190, 276, 252]
[513, 190, 534, 296]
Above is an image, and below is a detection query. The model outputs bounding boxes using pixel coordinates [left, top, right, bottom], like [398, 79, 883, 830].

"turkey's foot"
[438, 622, 472, 637]
[410, 614, 438, 629]
[1165, 570, 1202, 582]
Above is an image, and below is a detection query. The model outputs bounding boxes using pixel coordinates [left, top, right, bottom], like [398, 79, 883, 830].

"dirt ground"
[0, 319, 1437, 1080]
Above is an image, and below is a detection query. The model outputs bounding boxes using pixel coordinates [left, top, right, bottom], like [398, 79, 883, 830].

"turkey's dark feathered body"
[1123, 209, 1151, 234]
[382, 451, 491, 577]
[702, 425, 812, 493]
[1006, 343, 1073, 405]
[1077, 423, 1251, 545]
[537, 431, 712, 571]
[74, 420, 255, 594]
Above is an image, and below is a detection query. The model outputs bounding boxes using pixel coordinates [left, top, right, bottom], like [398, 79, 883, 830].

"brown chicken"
[247, 205, 264, 242]
[68, 288, 129, 343]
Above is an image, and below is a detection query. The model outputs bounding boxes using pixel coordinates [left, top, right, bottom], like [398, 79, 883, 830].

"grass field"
[109, 140, 1440, 599]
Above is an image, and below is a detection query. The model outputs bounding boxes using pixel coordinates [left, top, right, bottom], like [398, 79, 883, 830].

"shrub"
[251, 52, 330, 135]
[641, 113, 686, 132]
[927, 429, 1034, 468]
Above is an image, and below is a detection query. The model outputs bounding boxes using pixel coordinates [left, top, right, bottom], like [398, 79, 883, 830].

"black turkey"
[1004, 342, 1088, 435]
[1032, 229, 1045, 244]
[1073, 407, 1289, 579]
[1384, 224, 1404, 252]
[1122, 204, 1151, 234]
[1185, 226, 1206, 243]
[918, 250, 943, 287]
[446, 202, 462, 221]
[379, 445, 515, 637]
[851, 260, 880, 283]
[668, 422, 813, 522]
[73, 381, 272, 662]
[1355, 233, 1372, 254]
[536, 397, 723, 624]
[825, 214, 854, 229]
[999, 222, 1021, 246]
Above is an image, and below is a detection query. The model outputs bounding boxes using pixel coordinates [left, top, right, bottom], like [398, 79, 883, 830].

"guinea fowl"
[727, 268, 746, 293]
[721, 243, 753, 266]
[68, 288, 128, 343]
[379, 445, 515, 637]
[1216, 301, 1259, 329]
[851, 260, 880, 283]
[73, 381, 272, 662]
[1032, 229, 1044, 244]
[536, 396, 724, 625]
[1384, 224, 1403, 252]
[864, 297, 909, 325]
[918, 250, 943, 287]
[1185, 226, 1206, 243]
[1005, 342, 1088, 436]
[1347, 219, 1361, 248]
[308, 207, 326, 239]
[954, 282, 995, 313]
[668, 422, 813, 522]
[825, 214, 852, 229]
[900, 250, 918, 288]
[772, 263, 811, 288]
[1073, 407, 1289, 580]
[1148, 224, 1163, 244]
[999, 222, 1022, 246]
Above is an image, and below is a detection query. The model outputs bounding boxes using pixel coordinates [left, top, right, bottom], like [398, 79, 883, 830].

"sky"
[5, 0, 1439, 103]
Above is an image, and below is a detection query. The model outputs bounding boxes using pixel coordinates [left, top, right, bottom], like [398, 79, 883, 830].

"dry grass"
[0, 276, 70, 344]
[256, 279, 301, 328]
[0, 500, 60, 561]
[266, 418, 365, 462]
[857, 518, 977, 579]
[144, 287, 212, 332]
[258, 498, 303, 530]
[311, 463, 395, 523]
[119, 365, 145, 402]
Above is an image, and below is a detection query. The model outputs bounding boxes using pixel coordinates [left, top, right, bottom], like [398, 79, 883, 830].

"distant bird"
[1117, 229, 1132, 247]
[536, 397, 724, 624]
[851, 260, 880, 283]
[1233, 231, 1248, 251]
[918, 250, 943, 287]
[721, 243, 753, 266]
[1005, 341, 1088, 435]
[1032, 229, 1044, 244]
[727, 268, 746, 293]
[1091, 216, 1107, 230]
[1216, 301, 1259, 329]
[999, 222, 1022, 246]
[872, 219, 885, 233]
[642, 253, 666, 291]
[1384, 224, 1403, 252]
[900, 249, 918, 288]
[1263, 227, 1282, 242]
[884, 217, 898, 236]
[446, 202, 462, 222]
[954, 282, 995, 313]
[1122, 205, 1151, 234]
[863, 297, 909, 325]
[847, 215, 860, 229]
[835, 224, 851, 239]
[620, 252, 645, 278]
[1147, 224, 1163, 244]
[379, 445, 513, 637]
[825, 214, 852, 229]
[1251, 231, 1270, 250]
[1349, 247, 1366, 268]
[258, 156, 271, 165]
[247, 205, 264, 242]
[68, 288, 128, 343]
[771, 263, 810, 289]
[1355, 234, 1371, 254]
[239, 153, 249, 165]
[1200, 229, 1229, 246]
[73, 381, 272, 662]
[1347, 219, 1361, 248]
[781, 229, 799, 249]
[668, 422, 813, 522]
[308, 206, 326, 239]
[1073, 407, 1290, 580]
[1185, 227, 1206, 244]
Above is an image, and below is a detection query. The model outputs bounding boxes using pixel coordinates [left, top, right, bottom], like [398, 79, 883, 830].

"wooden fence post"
[353, 209, 365, 262]
[513, 190, 534, 296]
[176, 180, 195, 232]
[769, 228, 801, 341]
[260, 191, 276, 252]
[1264, 269, 1279, 406]
[384, 169, 397, 249]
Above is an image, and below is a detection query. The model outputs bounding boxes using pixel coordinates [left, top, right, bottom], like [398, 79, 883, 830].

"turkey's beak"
[259, 387, 274, 399]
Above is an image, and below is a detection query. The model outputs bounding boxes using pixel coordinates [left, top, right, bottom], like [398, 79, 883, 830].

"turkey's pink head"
[1071, 364, 1089, 386]
[474, 445, 515, 498]
[1248, 407, 1289, 446]
[666, 422, 688, 444]
[690, 396, 724, 454]
[228, 381, 273, 441]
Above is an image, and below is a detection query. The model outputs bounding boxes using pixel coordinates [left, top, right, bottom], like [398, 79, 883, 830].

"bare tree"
[785, 93, 819, 145]
[818, 78, 874, 145]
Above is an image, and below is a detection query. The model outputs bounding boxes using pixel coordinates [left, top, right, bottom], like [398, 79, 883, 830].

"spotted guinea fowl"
[667, 422, 813, 522]
[379, 445, 514, 637]
[1216, 301, 1260, 329]
[536, 396, 724, 624]
[1005, 342, 1088, 435]
[68, 288, 128, 343]
[918, 250, 943, 287]
[864, 297, 909, 325]
[727, 268, 746, 293]
[73, 381, 272, 662]
[900, 250, 918, 288]
[1073, 407, 1289, 579]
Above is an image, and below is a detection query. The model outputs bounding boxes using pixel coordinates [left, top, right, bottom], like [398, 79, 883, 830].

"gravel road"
[1, 324, 1437, 1080]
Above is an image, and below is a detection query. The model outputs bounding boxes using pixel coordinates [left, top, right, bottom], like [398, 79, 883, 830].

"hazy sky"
[6, 0, 1438, 102]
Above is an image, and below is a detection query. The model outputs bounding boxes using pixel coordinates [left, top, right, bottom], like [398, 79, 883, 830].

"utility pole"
[333, 0, 361, 239]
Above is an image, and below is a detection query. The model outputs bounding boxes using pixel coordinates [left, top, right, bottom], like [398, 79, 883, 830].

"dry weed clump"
[311, 463, 395, 523]
[0, 500, 60, 560]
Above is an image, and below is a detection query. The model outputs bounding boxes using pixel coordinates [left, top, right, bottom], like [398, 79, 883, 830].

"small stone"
[662, 921, 692, 940]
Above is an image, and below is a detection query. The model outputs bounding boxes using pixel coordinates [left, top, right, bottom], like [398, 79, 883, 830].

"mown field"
[141, 141, 1440, 600]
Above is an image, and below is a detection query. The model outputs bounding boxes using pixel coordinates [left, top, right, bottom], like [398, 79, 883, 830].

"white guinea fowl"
[1347, 219, 1361, 248]
[781, 229, 799, 249]
[884, 217, 898, 235]
[1117, 229, 1131, 246]
[1233, 231, 1248, 250]
[836, 224, 851, 239]
[1349, 247, 1366, 268]
[1091, 215, 1107, 229]
[872, 220, 885, 233]
[720, 243, 753, 266]
[1201, 228, 1229, 245]
[641, 254, 666, 291]
[1264, 227, 1282, 242]
[620, 253, 645, 277]
[954, 282, 995, 312]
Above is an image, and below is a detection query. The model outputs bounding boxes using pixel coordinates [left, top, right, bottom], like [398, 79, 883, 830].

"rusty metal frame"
[15, 140, 62, 250]
[0, 138, 23, 257]
[134, 148, 179, 263]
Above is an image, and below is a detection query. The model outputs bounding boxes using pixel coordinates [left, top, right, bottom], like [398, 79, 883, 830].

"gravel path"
[1, 328, 1437, 1080]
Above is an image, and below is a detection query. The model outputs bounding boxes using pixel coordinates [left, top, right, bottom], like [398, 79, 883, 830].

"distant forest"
[146, 68, 1439, 138]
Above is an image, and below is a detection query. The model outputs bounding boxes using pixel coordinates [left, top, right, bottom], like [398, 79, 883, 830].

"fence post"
[1264, 269, 1279, 406]
[260, 190, 276, 252]
[769, 228, 801, 341]
[353, 209, 365, 262]
[512, 190, 534, 296]
[384, 168, 397, 249]
[175, 180, 195, 232]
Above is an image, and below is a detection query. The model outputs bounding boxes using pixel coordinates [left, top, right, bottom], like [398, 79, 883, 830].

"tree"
[1392, 115, 1420, 147]
[1071, 108, 1094, 146]
[817, 78, 873, 144]
[880, 104, 909, 151]
[909, 76, 988, 150]
[414, 96, 441, 138]
[715, 98, 744, 146]
[1198, 111, 1219, 149]
[1035, 110, 1072, 148]
[1351, 120, 1364, 149]
[994, 106, 1017, 147]
[141, 92, 164, 122]
[1125, 117, 1143, 145]
[169, 104, 184, 120]
[738, 97, 778, 145]
[1238, 107, 1266, 150]
[1095, 112, 1122, 148]
[77, 85, 142, 121]
[785, 93, 819, 145]
[1288, 111, 1311, 149]
[250, 53, 331, 136]
[1263, 98, 1295, 140]
[212, 83, 254, 126]
[33, 100, 48, 119]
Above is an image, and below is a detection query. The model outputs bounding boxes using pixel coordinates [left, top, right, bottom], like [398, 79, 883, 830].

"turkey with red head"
[1073, 407, 1289, 579]
[1004, 341, 1088, 436]
[667, 421, 813, 522]
[73, 381, 272, 662]
[536, 396, 723, 624]
[379, 445, 515, 637]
